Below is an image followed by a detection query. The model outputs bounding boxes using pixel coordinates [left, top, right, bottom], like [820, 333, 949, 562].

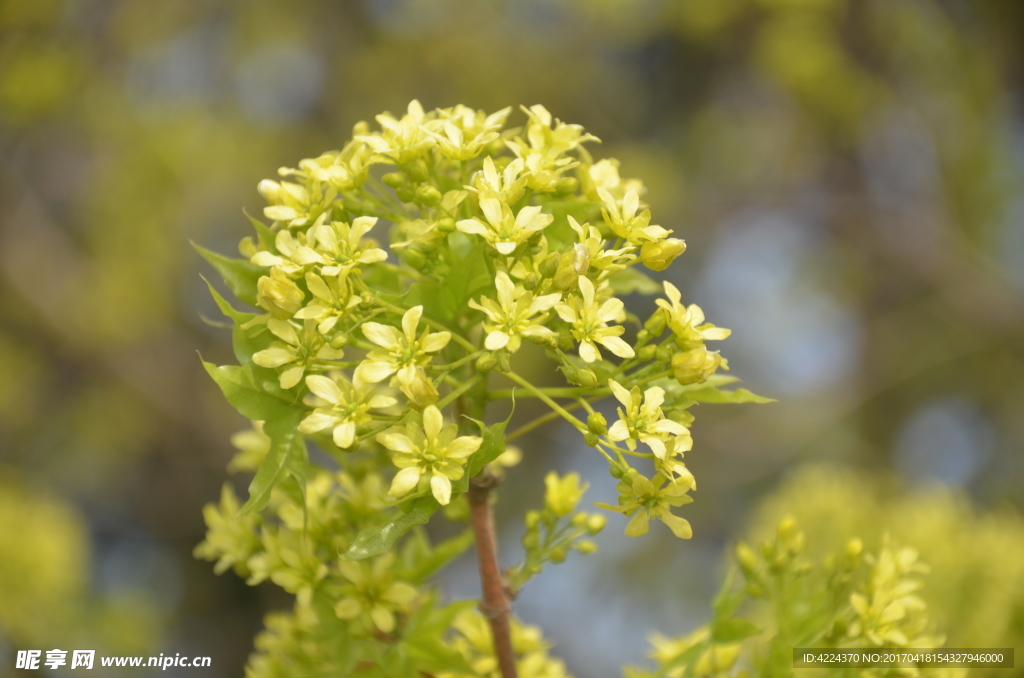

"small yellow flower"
[255, 267, 305, 318]
[544, 471, 587, 517]
[356, 99, 435, 164]
[568, 216, 636, 275]
[656, 281, 730, 350]
[468, 272, 561, 352]
[596, 472, 694, 539]
[554, 276, 635, 363]
[469, 156, 528, 205]
[456, 195, 553, 255]
[333, 553, 418, 634]
[285, 140, 374, 193]
[377, 405, 482, 505]
[428, 105, 510, 161]
[298, 374, 396, 449]
[302, 217, 388, 276]
[257, 178, 333, 229]
[252, 318, 346, 389]
[597, 187, 670, 243]
[292, 271, 363, 334]
[606, 379, 691, 459]
[354, 305, 451, 386]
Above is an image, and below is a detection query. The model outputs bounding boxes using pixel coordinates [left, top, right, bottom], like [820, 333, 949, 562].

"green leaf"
[201, 361, 306, 515]
[342, 497, 440, 561]
[399, 528, 475, 582]
[192, 241, 265, 307]
[710, 617, 762, 643]
[202, 275, 256, 325]
[244, 209, 278, 252]
[467, 402, 515, 478]
[609, 267, 662, 295]
[712, 569, 746, 619]
[419, 242, 493, 320]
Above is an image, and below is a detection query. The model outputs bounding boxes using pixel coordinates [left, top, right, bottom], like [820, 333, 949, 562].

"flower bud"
[400, 369, 439, 408]
[395, 187, 415, 203]
[644, 309, 667, 336]
[609, 464, 626, 479]
[495, 350, 511, 373]
[399, 248, 426, 269]
[587, 412, 608, 435]
[257, 179, 282, 202]
[583, 432, 600, 447]
[330, 334, 348, 349]
[549, 547, 568, 564]
[735, 543, 759, 574]
[415, 184, 442, 206]
[553, 245, 590, 291]
[352, 120, 370, 136]
[555, 177, 579, 195]
[557, 328, 575, 351]
[436, 217, 456, 233]
[406, 159, 429, 182]
[257, 270, 305, 318]
[640, 238, 686, 271]
[586, 514, 606, 534]
[522, 532, 540, 550]
[846, 537, 863, 559]
[575, 540, 598, 554]
[538, 253, 559, 278]
[571, 512, 588, 528]
[523, 273, 540, 291]
[638, 345, 657, 361]
[672, 348, 722, 385]
[382, 172, 406, 188]
[476, 353, 499, 372]
[525, 510, 542, 529]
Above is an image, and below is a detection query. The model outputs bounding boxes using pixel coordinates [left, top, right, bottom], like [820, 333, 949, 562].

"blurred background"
[1, 0, 1023, 676]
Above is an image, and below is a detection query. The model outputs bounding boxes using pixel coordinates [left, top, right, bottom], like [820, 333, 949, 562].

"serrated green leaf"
[202, 275, 256, 325]
[467, 402, 515, 478]
[710, 617, 762, 643]
[244, 209, 278, 252]
[609, 267, 662, 295]
[192, 241, 265, 307]
[343, 497, 440, 561]
[201, 361, 306, 515]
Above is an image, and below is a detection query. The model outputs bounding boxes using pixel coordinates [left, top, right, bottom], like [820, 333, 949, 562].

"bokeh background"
[2, 0, 1023, 676]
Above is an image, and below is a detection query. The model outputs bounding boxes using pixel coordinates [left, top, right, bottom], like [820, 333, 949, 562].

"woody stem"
[468, 473, 518, 678]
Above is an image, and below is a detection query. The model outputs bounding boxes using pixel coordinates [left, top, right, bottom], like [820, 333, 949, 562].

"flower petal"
[430, 473, 452, 505]
[306, 375, 342, 404]
[333, 420, 356, 449]
[389, 467, 422, 497]
[378, 433, 415, 453]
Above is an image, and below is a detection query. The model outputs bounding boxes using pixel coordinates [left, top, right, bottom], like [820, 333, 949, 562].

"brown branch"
[468, 472, 518, 678]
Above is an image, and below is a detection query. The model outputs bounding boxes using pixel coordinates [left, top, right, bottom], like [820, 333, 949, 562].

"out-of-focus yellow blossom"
[298, 374, 397, 449]
[597, 187, 670, 243]
[555, 276, 634, 362]
[456, 195, 554, 254]
[227, 422, 270, 474]
[544, 472, 588, 517]
[333, 552, 418, 634]
[292, 271, 363, 334]
[579, 156, 645, 202]
[469, 271, 561, 352]
[377, 405, 482, 505]
[252, 318, 346, 389]
[606, 380, 691, 459]
[596, 471, 694, 539]
[442, 609, 574, 678]
[193, 485, 261, 576]
[355, 305, 450, 385]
